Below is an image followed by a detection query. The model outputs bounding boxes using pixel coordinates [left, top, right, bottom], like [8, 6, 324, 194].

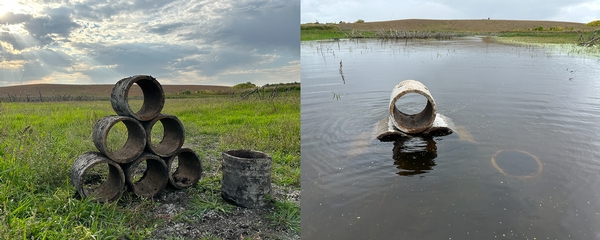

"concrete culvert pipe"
[143, 114, 185, 158]
[221, 150, 272, 208]
[93, 115, 146, 164]
[123, 153, 169, 198]
[388, 80, 436, 134]
[165, 148, 202, 189]
[111, 75, 165, 121]
[70, 152, 125, 202]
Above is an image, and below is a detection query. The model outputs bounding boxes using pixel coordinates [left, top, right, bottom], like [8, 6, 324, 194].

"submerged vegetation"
[0, 86, 300, 239]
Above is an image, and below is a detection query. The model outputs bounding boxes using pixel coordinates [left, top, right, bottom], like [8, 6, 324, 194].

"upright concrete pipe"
[143, 114, 185, 158]
[164, 148, 202, 189]
[388, 80, 437, 134]
[93, 115, 147, 163]
[111, 75, 165, 121]
[123, 153, 169, 198]
[70, 152, 125, 202]
[221, 150, 272, 208]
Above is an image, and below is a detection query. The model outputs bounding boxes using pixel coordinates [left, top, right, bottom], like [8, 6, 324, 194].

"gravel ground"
[148, 183, 300, 240]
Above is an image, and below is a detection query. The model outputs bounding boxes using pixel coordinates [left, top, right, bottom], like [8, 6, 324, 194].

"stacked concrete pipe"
[71, 75, 203, 202]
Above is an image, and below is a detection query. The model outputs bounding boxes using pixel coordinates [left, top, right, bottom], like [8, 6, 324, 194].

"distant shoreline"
[301, 19, 599, 43]
[320, 19, 594, 32]
[0, 84, 232, 98]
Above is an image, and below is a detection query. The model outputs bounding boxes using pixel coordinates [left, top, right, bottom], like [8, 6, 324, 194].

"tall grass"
[0, 90, 300, 238]
[301, 24, 347, 41]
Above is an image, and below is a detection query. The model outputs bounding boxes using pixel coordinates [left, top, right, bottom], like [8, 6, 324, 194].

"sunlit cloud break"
[0, 0, 300, 86]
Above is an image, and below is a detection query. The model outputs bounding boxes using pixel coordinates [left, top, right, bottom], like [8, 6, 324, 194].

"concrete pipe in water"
[143, 114, 185, 158]
[93, 115, 146, 164]
[123, 153, 169, 198]
[388, 80, 436, 134]
[70, 152, 125, 202]
[164, 148, 202, 189]
[221, 150, 272, 208]
[111, 75, 165, 121]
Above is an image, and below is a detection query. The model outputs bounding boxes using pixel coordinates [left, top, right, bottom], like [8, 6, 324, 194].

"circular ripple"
[491, 149, 542, 179]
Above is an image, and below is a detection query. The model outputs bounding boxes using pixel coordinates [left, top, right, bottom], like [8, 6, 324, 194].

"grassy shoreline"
[0, 89, 300, 239]
[301, 19, 600, 46]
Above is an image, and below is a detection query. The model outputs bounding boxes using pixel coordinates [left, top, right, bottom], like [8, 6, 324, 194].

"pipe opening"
[393, 93, 429, 115]
[111, 75, 164, 121]
[167, 149, 202, 189]
[106, 121, 128, 152]
[144, 115, 185, 157]
[93, 116, 146, 163]
[125, 154, 168, 198]
[126, 83, 143, 113]
[71, 152, 125, 202]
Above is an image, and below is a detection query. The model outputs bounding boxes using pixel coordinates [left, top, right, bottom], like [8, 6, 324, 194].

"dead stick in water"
[339, 60, 345, 84]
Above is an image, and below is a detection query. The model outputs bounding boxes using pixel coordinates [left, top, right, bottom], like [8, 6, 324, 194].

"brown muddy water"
[301, 38, 600, 239]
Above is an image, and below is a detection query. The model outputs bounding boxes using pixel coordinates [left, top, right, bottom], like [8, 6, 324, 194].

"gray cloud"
[1, 0, 299, 86]
[301, 0, 600, 23]
[177, 0, 299, 54]
[0, 33, 34, 50]
[0, 12, 33, 24]
[148, 22, 190, 35]
[196, 48, 273, 76]
[22, 9, 80, 46]
[216, 0, 300, 53]
[21, 49, 73, 68]
[71, 0, 178, 21]
[433, 0, 593, 20]
[72, 42, 207, 75]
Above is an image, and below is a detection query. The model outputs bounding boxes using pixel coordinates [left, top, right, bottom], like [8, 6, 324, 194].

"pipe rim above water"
[388, 79, 437, 134]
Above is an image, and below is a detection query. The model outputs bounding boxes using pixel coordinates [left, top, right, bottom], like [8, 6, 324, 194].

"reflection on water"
[393, 137, 437, 176]
[302, 37, 600, 239]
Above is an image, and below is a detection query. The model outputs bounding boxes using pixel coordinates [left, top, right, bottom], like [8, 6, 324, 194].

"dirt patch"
[144, 134, 300, 240]
[149, 184, 300, 240]
[335, 19, 597, 33]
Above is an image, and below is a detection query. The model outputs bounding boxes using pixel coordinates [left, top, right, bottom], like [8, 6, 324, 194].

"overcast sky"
[302, 0, 600, 24]
[0, 0, 299, 86]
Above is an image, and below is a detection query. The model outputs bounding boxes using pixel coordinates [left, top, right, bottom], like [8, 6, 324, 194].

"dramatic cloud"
[24, 11, 81, 46]
[301, 0, 600, 23]
[0, 0, 299, 86]
[0, 12, 33, 24]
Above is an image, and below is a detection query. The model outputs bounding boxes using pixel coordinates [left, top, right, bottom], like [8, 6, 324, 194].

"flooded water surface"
[301, 38, 600, 239]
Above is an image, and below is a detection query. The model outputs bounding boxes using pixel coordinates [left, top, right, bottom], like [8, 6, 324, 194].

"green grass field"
[0, 90, 300, 239]
[301, 24, 349, 41]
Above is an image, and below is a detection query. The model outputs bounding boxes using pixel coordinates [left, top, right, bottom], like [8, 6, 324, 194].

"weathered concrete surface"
[123, 153, 169, 198]
[165, 148, 202, 189]
[70, 152, 125, 202]
[111, 75, 165, 121]
[388, 80, 436, 134]
[143, 114, 185, 158]
[92, 115, 146, 163]
[221, 150, 272, 208]
[376, 113, 453, 141]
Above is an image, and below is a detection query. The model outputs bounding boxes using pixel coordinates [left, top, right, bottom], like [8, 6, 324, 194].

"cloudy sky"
[302, 0, 600, 24]
[0, 0, 299, 86]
